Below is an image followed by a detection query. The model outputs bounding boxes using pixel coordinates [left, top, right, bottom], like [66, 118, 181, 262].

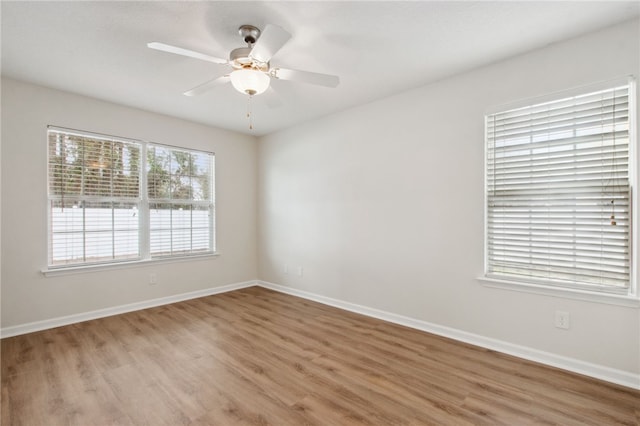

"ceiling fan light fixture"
[230, 68, 270, 96]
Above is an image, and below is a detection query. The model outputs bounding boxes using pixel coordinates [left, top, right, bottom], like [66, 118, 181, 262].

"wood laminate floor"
[1, 286, 639, 425]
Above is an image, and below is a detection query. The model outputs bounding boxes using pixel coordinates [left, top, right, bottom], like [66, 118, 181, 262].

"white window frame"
[480, 77, 639, 306]
[45, 126, 217, 275]
[146, 143, 216, 259]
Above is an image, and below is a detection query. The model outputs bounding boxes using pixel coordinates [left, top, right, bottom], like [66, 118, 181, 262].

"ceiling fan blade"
[273, 68, 340, 88]
[147, 42, 228, 65]
[183, 75, 230, 96]
[249, 24, 292, 63]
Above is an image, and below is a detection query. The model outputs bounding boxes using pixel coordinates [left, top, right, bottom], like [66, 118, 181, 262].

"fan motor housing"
[229, 47, 269, 71]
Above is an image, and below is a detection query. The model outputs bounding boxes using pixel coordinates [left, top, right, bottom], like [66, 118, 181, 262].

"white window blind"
[47, 127, 216, 269]
[147, 145, 215, 257]
[48, 129, 141, 266]
[486, 83, 632, 291]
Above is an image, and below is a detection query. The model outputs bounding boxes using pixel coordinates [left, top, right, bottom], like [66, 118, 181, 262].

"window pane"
[48, 129, 141, 267]
[48, 131, 140, 199]
[48, 133, 82, 195]
[115, 144, 141, 197]
[149, 202, 172, 255]
[193, 152, 212, 201]
[171, 204, 192, 254]
[50, 200, 140, 266]
[50, 200, 85, 265]
[113, 202, 140, 258]
[192, 204, 212, 251]
[147, 146, 171, 199]
[148, 144, 214, 258]
[149, 202, 212, 257]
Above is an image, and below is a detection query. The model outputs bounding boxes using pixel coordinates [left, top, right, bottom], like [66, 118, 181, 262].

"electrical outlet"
[149, 273, 157, 285]
[297, 266, 303, 277]
[284, 264, 289, 274]
[555, 311, 570, 329]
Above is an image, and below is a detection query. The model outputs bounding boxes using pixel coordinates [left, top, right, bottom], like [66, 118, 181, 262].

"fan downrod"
[238, 25, 260, 45]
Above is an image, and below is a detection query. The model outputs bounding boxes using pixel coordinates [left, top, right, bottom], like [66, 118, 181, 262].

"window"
[485, 81, 634, 293]
[147, 145, 215, 257]
[47, 127, 215, 268]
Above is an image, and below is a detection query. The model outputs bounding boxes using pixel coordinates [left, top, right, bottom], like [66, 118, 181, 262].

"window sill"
[477, 276, 640, 308]
[42, 252, 220, 277]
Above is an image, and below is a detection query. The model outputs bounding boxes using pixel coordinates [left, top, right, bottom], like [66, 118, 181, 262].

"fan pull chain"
[246, 95, 254, 130]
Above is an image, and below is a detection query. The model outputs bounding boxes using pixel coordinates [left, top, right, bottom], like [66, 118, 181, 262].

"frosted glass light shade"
[230, 69, 270, 96]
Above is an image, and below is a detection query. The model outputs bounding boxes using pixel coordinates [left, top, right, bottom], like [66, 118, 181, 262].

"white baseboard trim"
[3, 279, 638, 390]
[257, 280, 640, 390]
[0, 280, 257, 339]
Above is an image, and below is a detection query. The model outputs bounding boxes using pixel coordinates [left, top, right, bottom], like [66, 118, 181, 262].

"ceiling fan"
[148, 24, 340, 98]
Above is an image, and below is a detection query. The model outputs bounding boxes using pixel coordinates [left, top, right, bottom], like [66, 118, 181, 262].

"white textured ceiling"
[2, 1, 639, 136]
